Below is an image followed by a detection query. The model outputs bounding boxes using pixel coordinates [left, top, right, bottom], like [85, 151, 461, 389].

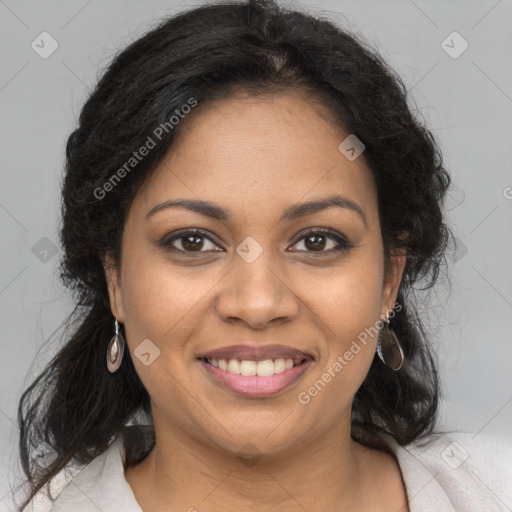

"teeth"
[208, 358, 299, 376]
[273, 358, 285, 373]
[240, 360, 257, 376]
[227, 359, 240, 374]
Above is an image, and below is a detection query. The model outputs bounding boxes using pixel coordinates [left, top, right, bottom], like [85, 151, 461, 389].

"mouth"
[197, 356, 313, 398]
[198, 355, 309, 376]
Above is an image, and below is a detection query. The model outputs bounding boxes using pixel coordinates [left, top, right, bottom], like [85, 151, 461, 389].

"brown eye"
[159, 227, 352, 256]
[289, 229, 352, 254]
[160, 229, 222, 254]
[180, 234, 206, 251]
[304, 233, 327, 251]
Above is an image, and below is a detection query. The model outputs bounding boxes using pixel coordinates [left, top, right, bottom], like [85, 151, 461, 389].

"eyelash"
[158, 227, 353, 256]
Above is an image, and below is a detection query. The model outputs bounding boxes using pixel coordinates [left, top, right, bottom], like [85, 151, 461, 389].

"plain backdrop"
[1, 0, 511, 502]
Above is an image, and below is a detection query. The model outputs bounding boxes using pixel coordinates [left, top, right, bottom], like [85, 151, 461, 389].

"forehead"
[135, 90, 378, 225]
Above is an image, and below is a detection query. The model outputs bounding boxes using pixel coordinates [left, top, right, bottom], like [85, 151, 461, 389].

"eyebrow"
[145, 194, 367, 227]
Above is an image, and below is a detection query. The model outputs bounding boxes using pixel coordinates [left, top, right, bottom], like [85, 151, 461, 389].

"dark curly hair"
[13, 0, 451, 509]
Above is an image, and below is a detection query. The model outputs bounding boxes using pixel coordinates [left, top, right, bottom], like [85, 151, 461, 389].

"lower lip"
[198, 358, 313, 398]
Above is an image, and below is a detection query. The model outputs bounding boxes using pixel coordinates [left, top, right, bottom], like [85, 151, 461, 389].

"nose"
[215, 249, 299, 329]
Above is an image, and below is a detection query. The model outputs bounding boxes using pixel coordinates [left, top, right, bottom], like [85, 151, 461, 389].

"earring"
[376, 310, 404, 371]
[107, 319, 125, 373]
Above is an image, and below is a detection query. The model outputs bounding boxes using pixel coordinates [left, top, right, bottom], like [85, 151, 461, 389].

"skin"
[105, 89, 409, 512]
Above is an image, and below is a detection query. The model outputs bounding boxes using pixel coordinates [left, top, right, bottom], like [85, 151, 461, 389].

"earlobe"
[103, 253, 125, 322]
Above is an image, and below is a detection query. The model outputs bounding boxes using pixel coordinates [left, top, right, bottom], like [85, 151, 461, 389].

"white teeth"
[273, 358, 285, 373]
[240, 360, 257, 376]
[227, 359, 241, 374]
[257, 360, 275, 377]
[207, 357, 299, 376]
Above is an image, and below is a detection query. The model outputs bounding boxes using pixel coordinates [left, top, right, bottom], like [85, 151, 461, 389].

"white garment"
[5, 432, 512, 512]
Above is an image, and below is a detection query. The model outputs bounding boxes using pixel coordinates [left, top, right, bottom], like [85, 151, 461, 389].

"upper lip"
[197, 344, 314, 364]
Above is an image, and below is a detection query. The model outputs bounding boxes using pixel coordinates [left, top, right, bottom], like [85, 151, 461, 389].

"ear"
[381, 248, 406, 318]
[103, 252, 125, 323]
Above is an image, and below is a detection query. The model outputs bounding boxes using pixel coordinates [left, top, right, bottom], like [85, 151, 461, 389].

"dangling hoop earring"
[376, 309, 404, 371]
[107, 319, 125, 373]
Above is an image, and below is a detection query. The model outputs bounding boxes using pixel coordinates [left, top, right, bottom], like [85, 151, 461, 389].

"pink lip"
[197, 343, 314, 364]
[198, 358, 313, 398]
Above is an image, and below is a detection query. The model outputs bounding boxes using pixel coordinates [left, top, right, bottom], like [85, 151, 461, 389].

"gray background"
[1, 0, 511, 503]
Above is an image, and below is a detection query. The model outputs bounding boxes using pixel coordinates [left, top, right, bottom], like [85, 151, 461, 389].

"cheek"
[304, 247, 384, 378]
[117, 223, 203, 345]
[313, 250, 384, 336]
[118, 253, 210, 406]
[293, 251, 384, 423]
[121, 260, 209, 344]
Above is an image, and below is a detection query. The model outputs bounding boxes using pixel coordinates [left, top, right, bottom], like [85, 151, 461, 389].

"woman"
[8, 0, 510, 510]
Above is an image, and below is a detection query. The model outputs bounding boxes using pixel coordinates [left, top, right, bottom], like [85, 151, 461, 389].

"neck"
[124, 418, 369, 512]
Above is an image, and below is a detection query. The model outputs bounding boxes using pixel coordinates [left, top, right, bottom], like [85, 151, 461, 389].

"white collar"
[21, 433, 458, 511]
[381, 434, 456, 511]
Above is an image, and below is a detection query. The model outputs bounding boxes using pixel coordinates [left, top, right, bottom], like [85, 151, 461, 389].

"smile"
[198, 357, 313, 397]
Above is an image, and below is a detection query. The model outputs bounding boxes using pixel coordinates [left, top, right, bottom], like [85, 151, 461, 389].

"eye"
[159, 228, 223, 254]
[288, 228, 352, 254]
[158, 227, 352, 256]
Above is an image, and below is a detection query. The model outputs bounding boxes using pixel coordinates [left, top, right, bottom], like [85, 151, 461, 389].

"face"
[105, 89, 405, 459]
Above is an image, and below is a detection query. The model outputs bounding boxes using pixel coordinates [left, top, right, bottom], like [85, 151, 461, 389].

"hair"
[14, 0, 451, 509]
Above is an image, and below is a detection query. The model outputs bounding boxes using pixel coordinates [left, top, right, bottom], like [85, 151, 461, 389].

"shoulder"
[11, 434, 143, 512]
[386, 431, 512, 511]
